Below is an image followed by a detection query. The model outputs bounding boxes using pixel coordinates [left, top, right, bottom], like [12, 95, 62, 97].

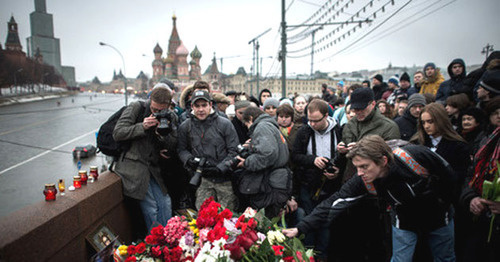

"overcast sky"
[1, 0, 499, 83]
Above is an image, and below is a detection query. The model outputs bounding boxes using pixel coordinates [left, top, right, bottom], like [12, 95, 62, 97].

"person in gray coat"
[113, 86, 177, 231]
[177, 90, 239, 210]
[236, 107, 292, 217]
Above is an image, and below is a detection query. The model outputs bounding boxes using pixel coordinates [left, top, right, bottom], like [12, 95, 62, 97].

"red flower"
[151, 224, 164, 236]
[207, 223, 228, 242]
[283, 256, 295, 262]
[163, 246, 183, 262]
[272, 245, 284, 256]
[135, 242, 146, 254]
[124, 256, 137, 262]
[127, 245, 136, 256]
[151, 245, 162, 258]
[309, 257, 316, 262]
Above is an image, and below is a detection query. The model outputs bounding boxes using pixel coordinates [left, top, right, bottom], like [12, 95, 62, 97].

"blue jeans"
[391, 220, 456, 262]
[140, 177, 172, 231]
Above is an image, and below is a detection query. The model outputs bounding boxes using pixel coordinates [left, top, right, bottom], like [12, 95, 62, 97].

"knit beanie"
[234, 100, 251, 110]
[400, 72, 411, 82]
[263, 98, 279, 109]
[373, 74, 383, 83]
[388, 77, 399, 86]
[424, 62, 436, 71]
[407, 94, 427, 109]
[279, 98, 293, 106]
[480, 69, 500, 95]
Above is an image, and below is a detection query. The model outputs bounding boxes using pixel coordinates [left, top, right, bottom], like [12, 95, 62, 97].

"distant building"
[1, 15, 65, 90]
[152, 15, 202, 88]
[26, 0, 76, 87]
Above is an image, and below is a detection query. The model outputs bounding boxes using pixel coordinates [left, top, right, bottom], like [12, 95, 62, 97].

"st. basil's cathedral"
[151, 15, 204, 88]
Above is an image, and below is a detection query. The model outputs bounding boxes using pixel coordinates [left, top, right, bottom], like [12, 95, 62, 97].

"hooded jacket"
[296, 144, 456, 234]
[373, 82, 388, 101]
[419, 69, 445, 95]
[244, 114, 291, 190]
[394, 109, 418, 141]
[342, 108, 400, 144]
[177, 111, 239, 182]
[436, 58, 469, 101]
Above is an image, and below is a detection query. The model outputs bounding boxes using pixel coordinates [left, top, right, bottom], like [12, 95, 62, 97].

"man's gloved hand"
[203, 166, 223, 177]
[186, 157, 199, 170]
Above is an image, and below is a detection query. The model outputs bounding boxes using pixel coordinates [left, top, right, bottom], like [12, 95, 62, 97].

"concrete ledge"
[0, 91, 78, 107]
[0, 171, 133, 262]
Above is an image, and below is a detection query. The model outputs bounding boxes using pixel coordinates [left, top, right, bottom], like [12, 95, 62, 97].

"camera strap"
[311, 128, 336, 159]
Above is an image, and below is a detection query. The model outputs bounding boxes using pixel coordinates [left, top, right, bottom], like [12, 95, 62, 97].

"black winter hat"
[400, 72, 411, 82]
[460, 107, 486, 126]
[350, 88, 374, 109]
[373, 74, 383, 83]
[480, 69, 500, 95]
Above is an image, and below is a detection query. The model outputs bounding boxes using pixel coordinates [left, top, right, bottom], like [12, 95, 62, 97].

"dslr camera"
[153, 109, 174, 136]
[323, 158, 338, 174]
[225, 144, 251, 170]
[189, 157, 206, 187]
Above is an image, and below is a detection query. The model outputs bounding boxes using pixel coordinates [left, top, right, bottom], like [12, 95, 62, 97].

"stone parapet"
[0, 171, 133, 261]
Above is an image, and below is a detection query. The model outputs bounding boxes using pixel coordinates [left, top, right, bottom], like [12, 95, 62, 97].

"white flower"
[242, 207, 257, 218]
[267, 230, 286, 245]
[195, 239, 233, 262]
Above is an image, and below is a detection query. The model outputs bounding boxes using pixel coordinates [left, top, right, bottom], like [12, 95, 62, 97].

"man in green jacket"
[340, 87, 400, 148]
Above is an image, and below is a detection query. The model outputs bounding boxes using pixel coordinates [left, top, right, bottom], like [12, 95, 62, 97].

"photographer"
[236, 107, 292, 218]
[177, 90, 239, 210]
[290, 99, 343, 261]
[113, 86, 176, 232]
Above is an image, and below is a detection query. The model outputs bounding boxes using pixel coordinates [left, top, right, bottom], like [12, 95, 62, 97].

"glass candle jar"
[79, 170, 88, 185]
[58, 179, 65, 196]
[89, 166, 99, 181]
[43, 183, 57, 201]
[73, 176, 82, 189]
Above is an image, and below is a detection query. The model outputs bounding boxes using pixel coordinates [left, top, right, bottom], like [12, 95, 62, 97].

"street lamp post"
[99, 42, 128, 105]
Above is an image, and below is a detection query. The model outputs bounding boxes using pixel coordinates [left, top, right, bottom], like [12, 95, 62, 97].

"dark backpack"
[96, 101, 146, 158]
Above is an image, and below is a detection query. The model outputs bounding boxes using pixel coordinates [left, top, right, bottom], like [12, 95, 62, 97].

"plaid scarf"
[469, 127, 500, 193]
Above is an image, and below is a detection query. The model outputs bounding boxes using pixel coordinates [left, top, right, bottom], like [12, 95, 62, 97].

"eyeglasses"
[308, 115, 326, 124]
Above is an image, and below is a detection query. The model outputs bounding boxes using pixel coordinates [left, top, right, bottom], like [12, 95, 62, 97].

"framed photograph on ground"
[86, 222, 121, 252]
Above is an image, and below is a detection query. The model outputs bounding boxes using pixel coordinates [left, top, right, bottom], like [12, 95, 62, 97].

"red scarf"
[469, 127, 500, 193]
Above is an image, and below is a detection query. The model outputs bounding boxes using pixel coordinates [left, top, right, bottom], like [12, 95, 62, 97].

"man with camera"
[177, 90, 239, 210]
[291, 99, 343, 261]
[234, 106, 292, 218]
[113, 85, 178, 232]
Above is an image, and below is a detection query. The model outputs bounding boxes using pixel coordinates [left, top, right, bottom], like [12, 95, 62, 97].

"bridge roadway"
[0, 93, 133, 218]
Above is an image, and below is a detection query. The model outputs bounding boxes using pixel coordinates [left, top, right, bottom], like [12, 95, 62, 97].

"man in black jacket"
[395, 94, 427, 141]
[283, 135, 457, 262]
[291, 99, 343, 261]
[436, 58, 469, 102]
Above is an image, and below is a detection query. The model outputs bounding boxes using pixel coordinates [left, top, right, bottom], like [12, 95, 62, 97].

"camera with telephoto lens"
[153, 109, 173, 136]
[225, 144, 251, 170]
[189, 157, 206, 186]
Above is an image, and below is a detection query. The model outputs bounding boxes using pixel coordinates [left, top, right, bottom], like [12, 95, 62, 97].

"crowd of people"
[111, 52, 500, 262]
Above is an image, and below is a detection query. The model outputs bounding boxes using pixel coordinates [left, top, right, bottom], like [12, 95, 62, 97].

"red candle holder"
[43, 183, 57, 201]
[73, 176, 82, 189]
[79, 170, 88, 185]
[89, 166, 99, 181]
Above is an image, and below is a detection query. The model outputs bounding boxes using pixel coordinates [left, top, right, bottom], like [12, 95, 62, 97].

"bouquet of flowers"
[114, 197, 314, 262]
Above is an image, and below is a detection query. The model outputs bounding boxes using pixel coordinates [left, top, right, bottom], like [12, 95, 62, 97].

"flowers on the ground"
[115, 197, 314, 261]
